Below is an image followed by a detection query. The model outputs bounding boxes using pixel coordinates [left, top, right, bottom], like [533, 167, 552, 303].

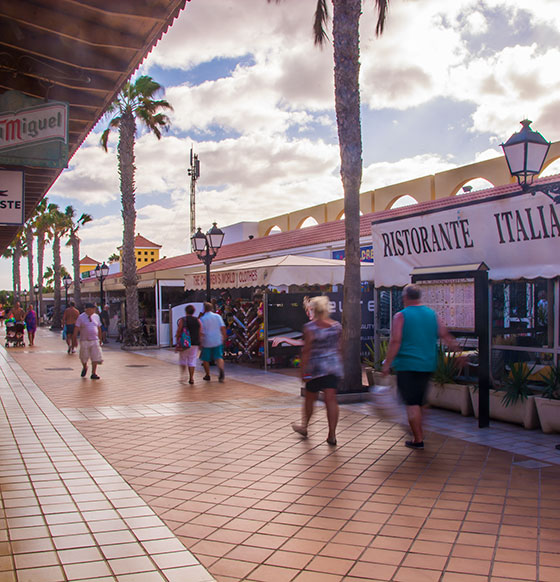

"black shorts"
[305, 374, 339, 393]
[65, 324, 75, 335]
[396, 371, 432, 406]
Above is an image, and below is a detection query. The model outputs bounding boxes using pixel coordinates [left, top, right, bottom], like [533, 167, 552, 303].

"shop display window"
[492, 279, 553, 348]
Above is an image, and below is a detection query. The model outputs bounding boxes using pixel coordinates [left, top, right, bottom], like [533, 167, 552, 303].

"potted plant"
[469, 362, 539, 429]
[427, 347, 473, 416]
[364, 339, 388, 386]
[534, 363, 560, 433]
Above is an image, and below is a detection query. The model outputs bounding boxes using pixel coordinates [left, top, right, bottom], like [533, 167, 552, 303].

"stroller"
[5, 319, 25, 347]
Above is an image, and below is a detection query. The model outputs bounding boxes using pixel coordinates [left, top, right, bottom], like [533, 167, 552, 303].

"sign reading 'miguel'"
[371, 190, 560, 287]
[0, 91, 69, 168]
[0, 103, 67, 149]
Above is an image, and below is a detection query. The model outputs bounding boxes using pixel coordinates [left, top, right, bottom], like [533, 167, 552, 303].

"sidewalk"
[0, 327, 558, 582]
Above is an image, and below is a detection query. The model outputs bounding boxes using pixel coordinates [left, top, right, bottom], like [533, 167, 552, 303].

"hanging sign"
[0, 91, 69, 168]
[371, 191, 560, 286]
[0, 170, 24, 225]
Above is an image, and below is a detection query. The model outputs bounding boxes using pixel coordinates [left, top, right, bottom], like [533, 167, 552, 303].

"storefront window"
[492, 279, 553, 348]
[378, 288, 403, 333]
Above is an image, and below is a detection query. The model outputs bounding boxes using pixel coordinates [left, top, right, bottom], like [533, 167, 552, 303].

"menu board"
[417, 278, 475, 332]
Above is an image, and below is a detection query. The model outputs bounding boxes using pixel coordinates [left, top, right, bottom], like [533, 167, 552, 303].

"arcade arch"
[390, 195, 418, 209]
[453, 178, 495, 196]
[298, 217, 320, 229]
[265, 225, 282, 235]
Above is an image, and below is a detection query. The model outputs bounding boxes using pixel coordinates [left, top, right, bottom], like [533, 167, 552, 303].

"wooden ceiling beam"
[63, 0, 171, 21]
[0, 21, 132, 73]
[0, 51, 118, 94]
[0, 74, 105, 108]
[2, 1, 146, 50]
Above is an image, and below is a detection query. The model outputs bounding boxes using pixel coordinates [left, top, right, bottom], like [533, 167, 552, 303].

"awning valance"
[184, 255, 375, 290]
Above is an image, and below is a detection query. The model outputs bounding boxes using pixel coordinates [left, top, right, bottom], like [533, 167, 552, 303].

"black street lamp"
[33, 284, 40, 322]
[191, 223, 225, 302]
[62, 275, 72, 309]
[501, 119, 560, 203]
[22, 289, 28, 309]
[94, 262, 109, 309]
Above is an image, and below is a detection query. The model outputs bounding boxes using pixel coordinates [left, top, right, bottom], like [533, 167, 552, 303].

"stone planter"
[534, 397, 560, 434]
[469, 386, 539, 429]
[427, 382, 473, 416]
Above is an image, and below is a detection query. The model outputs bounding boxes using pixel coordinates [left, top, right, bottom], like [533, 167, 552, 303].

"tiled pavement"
[0, 328, 559, 582]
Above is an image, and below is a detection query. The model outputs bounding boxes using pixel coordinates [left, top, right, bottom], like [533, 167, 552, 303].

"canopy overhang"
[184, 255, 375, 290]
[0, 0, 187, 250]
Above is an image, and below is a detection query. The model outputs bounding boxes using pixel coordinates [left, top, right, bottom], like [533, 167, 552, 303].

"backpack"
[178, 318, 191, 350]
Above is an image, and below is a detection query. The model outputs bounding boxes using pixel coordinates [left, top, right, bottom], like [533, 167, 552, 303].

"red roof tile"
[133, 234, 161, 248]
[80, 255, 100, 266]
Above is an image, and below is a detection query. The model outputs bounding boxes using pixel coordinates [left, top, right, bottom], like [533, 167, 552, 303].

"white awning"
[184, 255, 375, 290]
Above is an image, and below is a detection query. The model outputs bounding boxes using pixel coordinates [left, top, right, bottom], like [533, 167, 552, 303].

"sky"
[4, 0, 560, 290]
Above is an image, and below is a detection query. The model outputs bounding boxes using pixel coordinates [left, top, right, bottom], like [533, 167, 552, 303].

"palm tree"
[25, 199, 48, 310]
[47, 204, 71, 329]
[2, 232, 26, 301]
[43, 265, 71, 293]
[34, 198, 52, 322]
[100, 75, 172, 345]
[64, 206, 93, 312]
[270, 0, 389, 392]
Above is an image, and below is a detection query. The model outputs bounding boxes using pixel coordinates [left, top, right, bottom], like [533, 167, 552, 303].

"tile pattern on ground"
[0, 340, 214, 582]
[3, 328, 560, 582]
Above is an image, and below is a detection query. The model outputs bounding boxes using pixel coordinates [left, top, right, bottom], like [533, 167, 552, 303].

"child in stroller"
[5, 317, 25, 347]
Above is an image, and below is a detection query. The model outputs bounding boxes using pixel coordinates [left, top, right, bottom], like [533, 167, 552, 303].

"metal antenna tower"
[187, 147, 200, 251]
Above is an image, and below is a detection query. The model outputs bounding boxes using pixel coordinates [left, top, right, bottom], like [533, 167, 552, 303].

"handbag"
[177, 318, 191, 350]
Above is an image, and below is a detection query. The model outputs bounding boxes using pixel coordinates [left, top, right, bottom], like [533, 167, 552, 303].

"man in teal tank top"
[382, 284, 460, 450]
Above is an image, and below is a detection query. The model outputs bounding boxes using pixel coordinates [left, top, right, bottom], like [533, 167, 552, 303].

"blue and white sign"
[0, 170, 24, 225]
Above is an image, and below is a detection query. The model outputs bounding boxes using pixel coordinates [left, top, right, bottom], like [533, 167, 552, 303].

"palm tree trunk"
[71, 233, 82, 311]
[333, 0, 363, 392]
[119, 110, 141, 342]
[13, 239, 22, 300]
[52, 235, 62, 329]
[37, 233, 45, 323]
[26, 225, 35, 306]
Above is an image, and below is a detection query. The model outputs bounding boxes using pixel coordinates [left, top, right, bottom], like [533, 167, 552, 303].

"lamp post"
[191, 223, 225, 302]
[22, 289, 28, 309]
[94, 262, 109, 309]
[501, 119, 560, 203]
[62, 275, 72, 309]
[33, 284, 39, 321]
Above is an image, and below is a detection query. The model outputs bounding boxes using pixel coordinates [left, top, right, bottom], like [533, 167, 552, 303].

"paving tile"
[2, 332, 560, 582]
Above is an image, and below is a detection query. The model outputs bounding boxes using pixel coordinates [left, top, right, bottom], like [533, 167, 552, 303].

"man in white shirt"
[199, 302, 227, 382]
[73, 303, 103, 380]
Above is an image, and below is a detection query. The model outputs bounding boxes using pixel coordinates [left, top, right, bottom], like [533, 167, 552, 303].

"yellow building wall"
[133, 247, 160, 269]
[256, 142, 560, 236]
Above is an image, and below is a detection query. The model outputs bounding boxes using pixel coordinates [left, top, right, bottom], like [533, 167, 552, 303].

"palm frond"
[375, 0, 389, 36]
[313, 0, 329, 46]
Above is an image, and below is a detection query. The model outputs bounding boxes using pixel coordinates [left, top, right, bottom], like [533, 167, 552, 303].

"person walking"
[72, 303, 103, 380]
[100, 305, 110, 344]
[62, 301, 80, 354]
[199, 302, 226, 383]
[292, 295, 342, 446]
[24, 304, 37, 346]
[175, 305, 201, 385]
[382, 284, 460, 450]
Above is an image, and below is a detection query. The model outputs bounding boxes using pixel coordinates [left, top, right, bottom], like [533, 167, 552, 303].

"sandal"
[291, 423, 308, 438]
[327, 437, 337, 446]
